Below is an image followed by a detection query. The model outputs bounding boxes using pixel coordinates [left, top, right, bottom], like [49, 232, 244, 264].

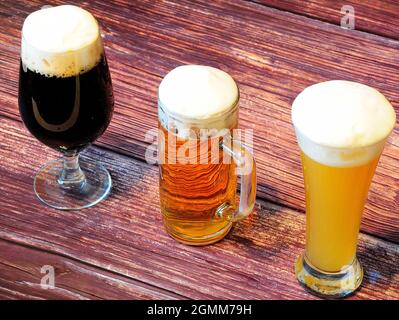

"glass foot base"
[164, 221, 233, 246]
[34, 156, 112, 210]
[295, 253, 363, 298]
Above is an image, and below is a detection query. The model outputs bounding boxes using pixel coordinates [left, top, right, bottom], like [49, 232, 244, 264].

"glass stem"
[58, 154, 86, 189]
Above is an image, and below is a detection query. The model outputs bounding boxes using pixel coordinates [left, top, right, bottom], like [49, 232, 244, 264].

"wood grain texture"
[253, 0, 399, 40]
[0, 0, 398, 242]
[0, 239, 183, 300]
[0, 116, 398, 300]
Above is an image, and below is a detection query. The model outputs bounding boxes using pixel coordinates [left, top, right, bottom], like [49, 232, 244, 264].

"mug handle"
[221, 139, 257, 222]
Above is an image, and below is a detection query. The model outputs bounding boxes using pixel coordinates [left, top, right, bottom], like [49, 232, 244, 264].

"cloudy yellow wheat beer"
[292, 80, 396, 297]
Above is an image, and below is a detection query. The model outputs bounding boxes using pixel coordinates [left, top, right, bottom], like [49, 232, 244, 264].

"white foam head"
[158, 65, 239, 133]
[21, 5, 103, 78]
[292, 80, 396, 167]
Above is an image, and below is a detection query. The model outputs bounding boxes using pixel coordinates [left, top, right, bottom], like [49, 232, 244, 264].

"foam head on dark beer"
[21, 5, 103, 78]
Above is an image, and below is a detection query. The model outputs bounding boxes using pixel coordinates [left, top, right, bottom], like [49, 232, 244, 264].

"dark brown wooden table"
[0, 0, 398, 300]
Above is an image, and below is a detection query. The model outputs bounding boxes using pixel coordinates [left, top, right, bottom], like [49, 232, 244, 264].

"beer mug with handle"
[158, 65, 257, 245]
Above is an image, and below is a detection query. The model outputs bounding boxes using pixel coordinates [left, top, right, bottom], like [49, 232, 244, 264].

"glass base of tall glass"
[295, 253, 363, 298]
[34, 155, 112, 210]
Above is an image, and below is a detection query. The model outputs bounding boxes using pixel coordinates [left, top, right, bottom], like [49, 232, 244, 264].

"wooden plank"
[0, 239, 183, 300]
[0, 116, 398, 300]
[1, 0, 398, 242]
[253, 0, 399, 40]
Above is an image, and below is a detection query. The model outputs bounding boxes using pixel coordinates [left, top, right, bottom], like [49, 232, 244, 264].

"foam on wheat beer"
[292, 80, 396, 167]
[158, 65, 239, 132]
[21, 5, 103, 78]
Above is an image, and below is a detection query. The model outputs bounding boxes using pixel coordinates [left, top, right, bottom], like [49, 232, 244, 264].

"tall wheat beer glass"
[292, 80, 396, 297]
[158, 65, 257, 245]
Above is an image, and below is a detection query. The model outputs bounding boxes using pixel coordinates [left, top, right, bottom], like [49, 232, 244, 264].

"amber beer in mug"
[292, 80, 396, 297]
[158, 65, 256, 245]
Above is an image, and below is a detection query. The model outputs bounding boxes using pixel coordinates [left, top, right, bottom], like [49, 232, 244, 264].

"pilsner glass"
[158, 65, 257, 245]
[292, 80, 396, 297]
[18, 5, 114, 210]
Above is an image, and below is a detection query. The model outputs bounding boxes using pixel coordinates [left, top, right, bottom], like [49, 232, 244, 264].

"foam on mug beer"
[21, 5, 103, 78]
[158, 65, 239, 133]
[292, 80, 396, 167]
